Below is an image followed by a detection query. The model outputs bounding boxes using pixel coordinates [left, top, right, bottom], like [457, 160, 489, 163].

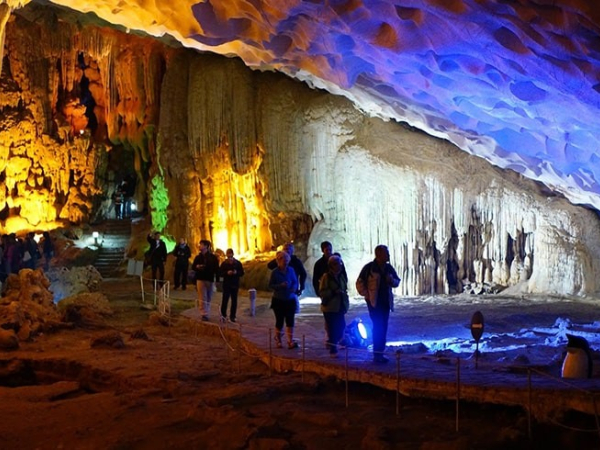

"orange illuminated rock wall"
[0, 8, 165, 233]
[0, 5, 277, 256]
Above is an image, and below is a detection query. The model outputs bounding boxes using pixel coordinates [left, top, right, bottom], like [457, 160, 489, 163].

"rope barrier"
[135, 281, 600, 443]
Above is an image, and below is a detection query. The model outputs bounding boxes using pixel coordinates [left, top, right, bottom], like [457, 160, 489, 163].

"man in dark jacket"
[147, 232, 168, 284]
[312, 241, 348, 297]
[356, 244, 401, 364]
[219, 248, 244, 322]
[192, 240, 220, 321]
[172, 237, 191, 290]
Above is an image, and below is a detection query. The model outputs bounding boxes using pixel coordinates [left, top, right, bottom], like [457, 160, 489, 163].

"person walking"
[219, 248, 244, 323]
[312, 241, 347, 297]
[112, 187, 124, 220]
[147, 232, 167, 284]
[172, 237, 191, 290]
[23, 232, 40, 270]
[267, 242, 306, 296]
[41, 231, 54, 271]
[192, 240, 219, 321]
[268, 250, 299, 349]
[312, 241, 333, 296]
[356, 245, 401, 364]
[318, 254, 349, 357]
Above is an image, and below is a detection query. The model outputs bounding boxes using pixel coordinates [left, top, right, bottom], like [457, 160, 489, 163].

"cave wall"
[2, 5, 600, 296]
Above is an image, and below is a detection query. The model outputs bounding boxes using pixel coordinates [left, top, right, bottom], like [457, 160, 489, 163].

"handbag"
[23, 251, 32, 262]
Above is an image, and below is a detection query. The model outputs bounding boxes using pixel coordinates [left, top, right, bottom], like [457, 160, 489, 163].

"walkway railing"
[135, 281, 600, 444]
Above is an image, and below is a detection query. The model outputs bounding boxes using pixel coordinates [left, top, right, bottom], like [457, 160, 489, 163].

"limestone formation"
[0, 269, 61, 341]
[47, 265, 103, 302]
[1, 4, 599, 298]
[57, 292, 113, 327]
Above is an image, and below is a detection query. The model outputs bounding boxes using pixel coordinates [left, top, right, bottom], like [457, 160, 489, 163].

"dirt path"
[0, 281, 596, 449]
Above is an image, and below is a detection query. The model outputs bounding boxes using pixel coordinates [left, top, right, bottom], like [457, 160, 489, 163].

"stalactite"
[188, 55, 257, 176]
[0, 3, 11, 79]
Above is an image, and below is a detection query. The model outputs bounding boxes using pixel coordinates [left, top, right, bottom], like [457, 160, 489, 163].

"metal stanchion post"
[345, 345, 349, 408]
[527, 369, 532, 440]
[153, 279, 157, 306]
[140, 276, 145, 304]
[269, 328, 272, 376]
[302, 335, 306, 383]
[593, 394, 600, 442]
[396, 352, 401, 416]
[248, 289, 256, 316]
[238, 324, 242, 374]
[456, 357, 460, 433]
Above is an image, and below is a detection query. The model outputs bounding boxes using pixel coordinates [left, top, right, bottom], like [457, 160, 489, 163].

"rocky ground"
[0, 278, 598, 450]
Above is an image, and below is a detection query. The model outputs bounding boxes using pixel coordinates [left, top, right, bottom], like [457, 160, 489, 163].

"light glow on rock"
[34, 0, 600, 210]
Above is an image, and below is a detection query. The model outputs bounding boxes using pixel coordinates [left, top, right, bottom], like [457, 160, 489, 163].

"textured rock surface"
[1, 4, 600, 297]
[0, 268, 61, 341]
[10, 0, 598, 211]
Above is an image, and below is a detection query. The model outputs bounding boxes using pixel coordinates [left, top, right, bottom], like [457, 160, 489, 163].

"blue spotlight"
[357, 320, 368, 340]
[344, 318, 370, 348]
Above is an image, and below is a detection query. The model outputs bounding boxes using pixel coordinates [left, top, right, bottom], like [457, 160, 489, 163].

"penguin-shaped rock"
[561, 334, 593, 379]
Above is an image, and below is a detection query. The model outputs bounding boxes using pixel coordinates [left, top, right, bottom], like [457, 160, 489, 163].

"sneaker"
[201, 315, 209, 322]
[288, 342, 299, 350]
[275, 337, 283, 349]
[230, 318, 236, 323]
[373, 355, 389, 364]
[220, 316, 227, 323]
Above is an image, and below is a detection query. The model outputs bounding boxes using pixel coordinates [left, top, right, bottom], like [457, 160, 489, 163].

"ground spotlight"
[344, 318, 371, 348]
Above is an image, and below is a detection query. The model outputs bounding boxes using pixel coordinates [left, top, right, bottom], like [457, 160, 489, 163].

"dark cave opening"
[77, 53, 98, 134]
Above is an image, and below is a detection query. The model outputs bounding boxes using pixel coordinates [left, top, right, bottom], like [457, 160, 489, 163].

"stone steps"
[95, 219, 132, 278]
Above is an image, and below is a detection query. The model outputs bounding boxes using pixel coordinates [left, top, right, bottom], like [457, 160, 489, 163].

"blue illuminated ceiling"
[46, 0, 600, 209]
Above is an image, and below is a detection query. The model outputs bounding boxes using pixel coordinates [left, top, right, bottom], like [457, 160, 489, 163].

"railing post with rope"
[302, 335, 306, 383]
[455, 357, 460, 433]
[238, 324, 242, 374]
[268, 328, 273, 376]
[345, 345, 349, 408]
[396, 351, 401, 416]
[593, 393, 600, 442]
[527, 368, 532, 440]
[139, 275, 145, 304]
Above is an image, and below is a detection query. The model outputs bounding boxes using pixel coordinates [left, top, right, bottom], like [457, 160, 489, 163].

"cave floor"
[1, 277, 599, 449]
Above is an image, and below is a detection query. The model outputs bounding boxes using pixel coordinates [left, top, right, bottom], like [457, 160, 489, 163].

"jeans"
[367, 302, 390, 358]
[221, 284, 239, 320]
[197, 280, 214, 316]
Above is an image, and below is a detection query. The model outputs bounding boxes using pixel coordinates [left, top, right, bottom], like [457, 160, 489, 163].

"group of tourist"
[0, 232, 54, 284]
[147, 233, 401, 364]
[147, 234, 244, 323]
[112, 176, 135, 220]
[270, 241, 400, 363]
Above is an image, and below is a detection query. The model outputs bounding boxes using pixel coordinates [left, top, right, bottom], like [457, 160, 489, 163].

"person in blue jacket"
[268, 250, 299, 349]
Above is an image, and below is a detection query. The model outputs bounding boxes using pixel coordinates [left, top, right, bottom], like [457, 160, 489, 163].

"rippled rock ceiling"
[29, 0, 600, 210]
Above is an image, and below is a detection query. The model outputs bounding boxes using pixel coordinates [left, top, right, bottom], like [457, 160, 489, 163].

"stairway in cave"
[94, 219, 132, 278]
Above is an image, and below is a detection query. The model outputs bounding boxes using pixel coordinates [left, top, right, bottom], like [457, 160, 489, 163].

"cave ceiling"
[6, 0, 600, 210]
